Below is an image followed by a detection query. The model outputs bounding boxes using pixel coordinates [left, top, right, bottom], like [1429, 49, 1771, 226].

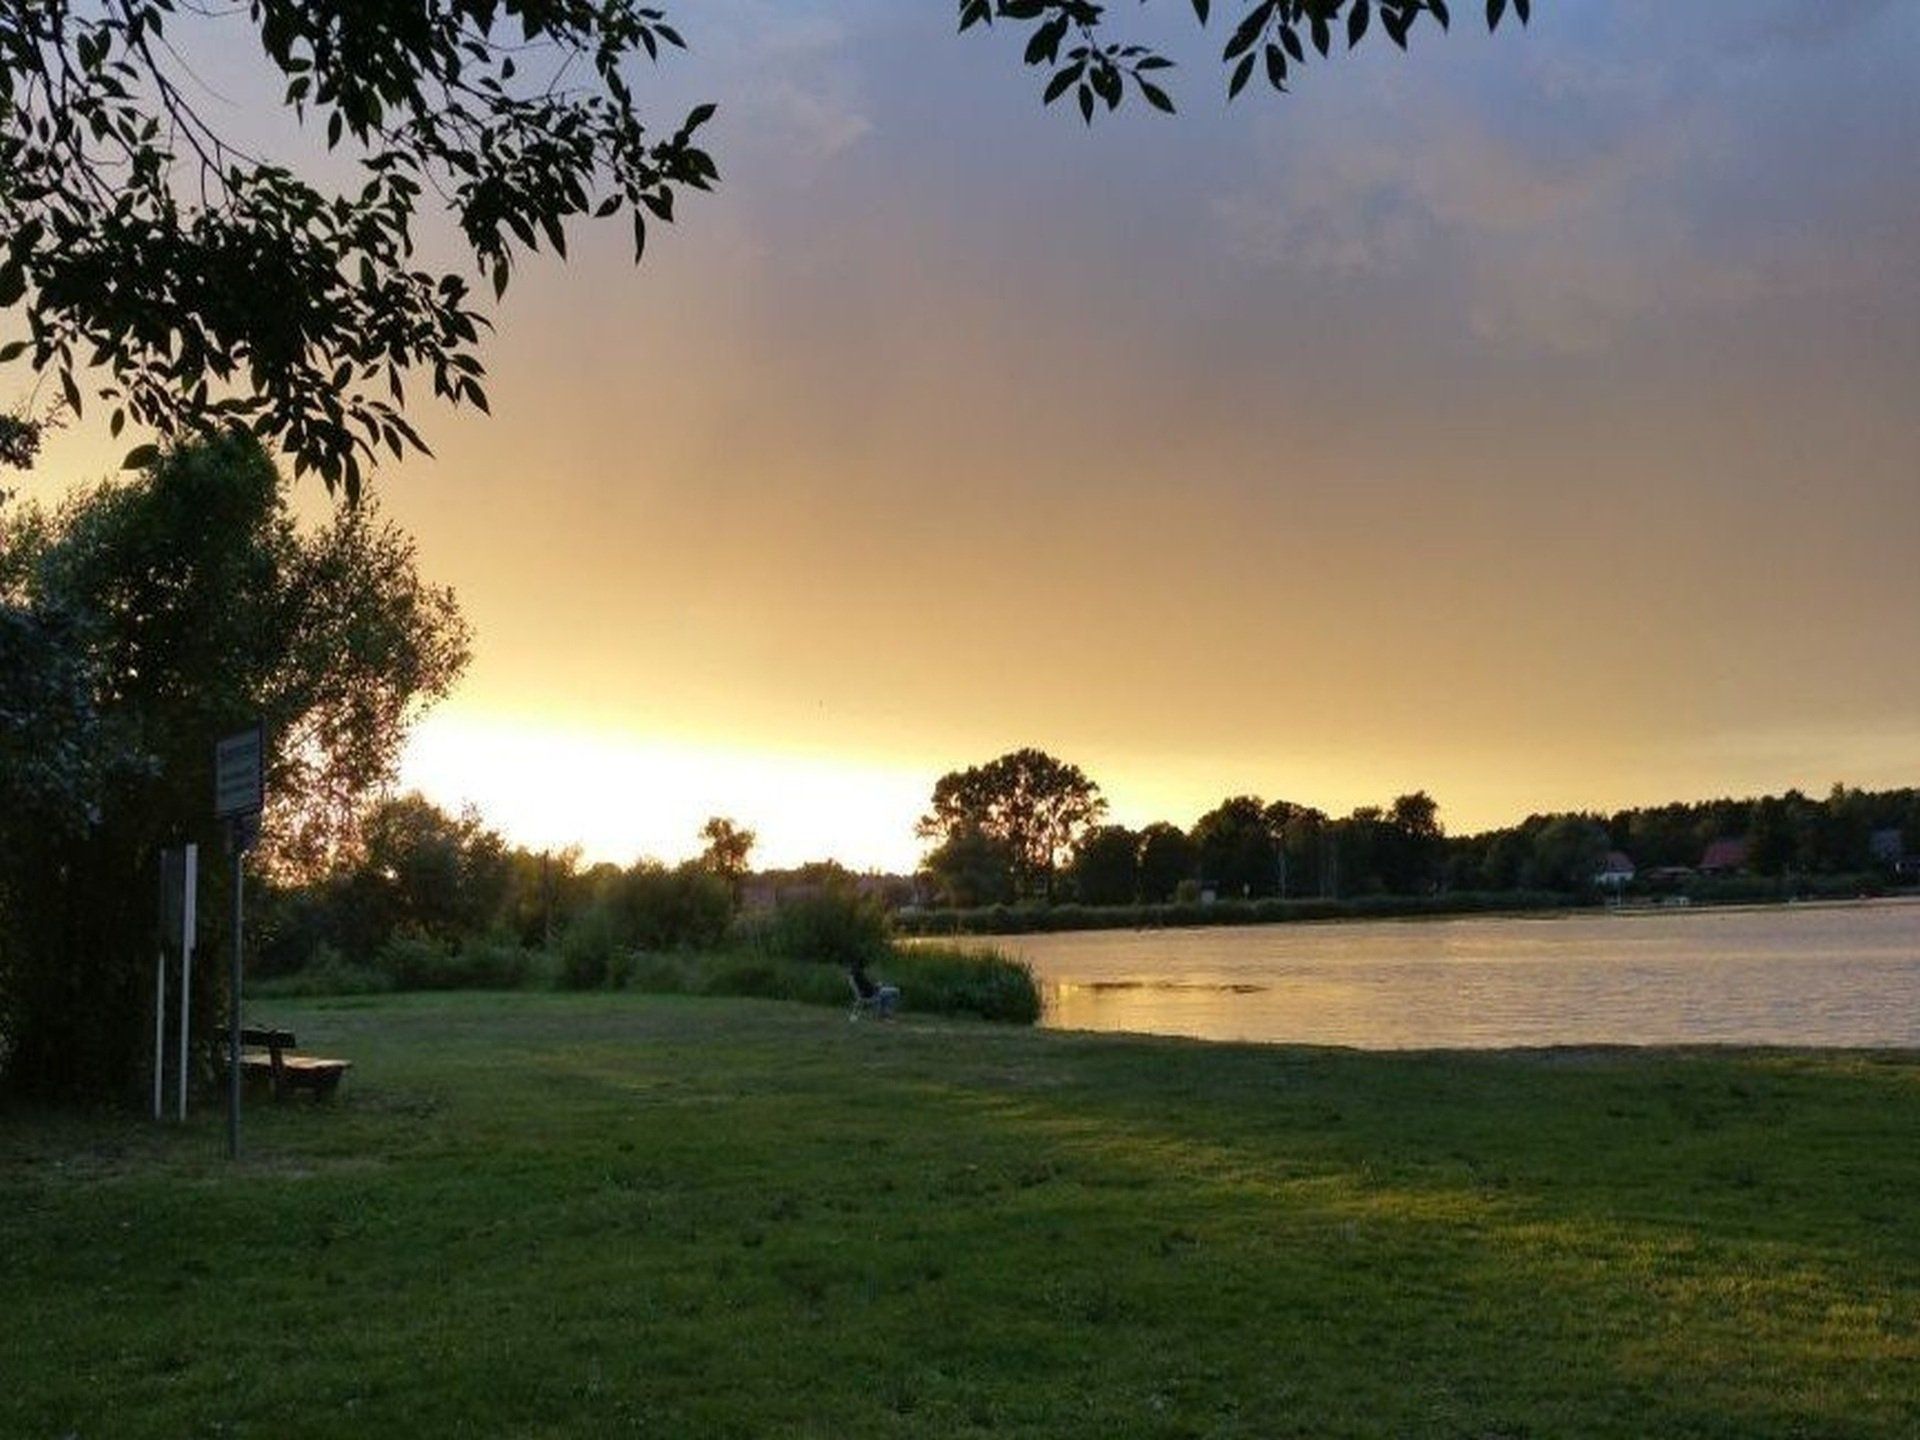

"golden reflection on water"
[1008, 900, 1920, 1049]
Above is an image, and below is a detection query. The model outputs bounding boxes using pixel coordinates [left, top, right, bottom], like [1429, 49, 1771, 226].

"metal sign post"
[215, 723, 264, 1160]
[177, 842, 197, 1121]
[153, 854, 169, 1122]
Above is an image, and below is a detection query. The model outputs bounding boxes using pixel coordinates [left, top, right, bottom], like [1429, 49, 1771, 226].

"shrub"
[558, 905, 620, 990]
[455, 931, 535, 989]
[610, 941, 1039, 1023]
[373, 930, 532, 991]
[251, 943, 392, 999]
[888, 944, 1041, 1023]
[622, 952, 691, 994]
[376, 932, 458, 990]
[599, 863, 732, 952]
[756, 888, 890, 968]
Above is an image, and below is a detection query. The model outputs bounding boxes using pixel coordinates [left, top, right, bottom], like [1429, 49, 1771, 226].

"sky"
[13, 1, 1920, 871]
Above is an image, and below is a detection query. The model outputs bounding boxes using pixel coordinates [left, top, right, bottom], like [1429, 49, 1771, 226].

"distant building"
[1870, 828, 1920, 882]
[1594, 851, 1636, 888]
[1698, 837, 1750, 875]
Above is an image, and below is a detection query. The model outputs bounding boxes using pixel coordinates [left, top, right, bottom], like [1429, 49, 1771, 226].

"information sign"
[214, 723, 264, 820]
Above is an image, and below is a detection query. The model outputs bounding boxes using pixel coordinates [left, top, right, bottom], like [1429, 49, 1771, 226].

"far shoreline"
[897, 886, 1920, 941]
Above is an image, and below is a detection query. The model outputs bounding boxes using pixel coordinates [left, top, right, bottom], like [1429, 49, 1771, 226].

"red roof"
[1700, 837, 1749, 871]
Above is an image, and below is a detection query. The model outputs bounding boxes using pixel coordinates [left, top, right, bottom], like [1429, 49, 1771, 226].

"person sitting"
[848, 955, 900, 1019]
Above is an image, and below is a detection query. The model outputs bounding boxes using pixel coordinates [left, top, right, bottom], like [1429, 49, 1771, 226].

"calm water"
[995, 899, 1920, 1049]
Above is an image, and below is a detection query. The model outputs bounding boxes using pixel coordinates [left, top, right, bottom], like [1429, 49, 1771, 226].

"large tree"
[1191, 794, 1279, 898]
[1070, 823, 1139, 906]
[919, 822, 1019, 909]
[1136, 820, 1198, 903]
[1, 1, 1527, 491]
[0, 432, 467, 1097]
[919, 748, 1106, 902]
[697, 815, 755, 883]
[697, 814, 755, 911]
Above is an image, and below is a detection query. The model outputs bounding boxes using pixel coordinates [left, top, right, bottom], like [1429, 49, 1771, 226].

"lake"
[995, 899, 1920, 1049]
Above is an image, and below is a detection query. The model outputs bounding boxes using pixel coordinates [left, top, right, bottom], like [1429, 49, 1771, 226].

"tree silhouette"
[920, 749, 1106, 901]
[1, 1, 716, 497]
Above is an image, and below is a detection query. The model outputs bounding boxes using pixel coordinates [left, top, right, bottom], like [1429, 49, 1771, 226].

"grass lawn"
[3, 993, 1916, 1438]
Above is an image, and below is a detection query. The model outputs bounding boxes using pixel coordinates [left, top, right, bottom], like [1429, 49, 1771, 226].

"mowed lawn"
[3, 994, 1916, 1439]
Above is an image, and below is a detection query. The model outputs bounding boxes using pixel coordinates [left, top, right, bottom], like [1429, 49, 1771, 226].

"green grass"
[2, 992, 1916, 1438]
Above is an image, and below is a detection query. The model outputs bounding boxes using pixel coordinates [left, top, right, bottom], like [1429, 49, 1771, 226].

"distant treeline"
[257, 773, 1918, 983]
[897, 890, 1573, 937]
[914, 750, 1920, 913]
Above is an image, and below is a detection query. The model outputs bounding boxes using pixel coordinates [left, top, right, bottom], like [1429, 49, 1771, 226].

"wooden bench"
[239, 1027, 351, 1101]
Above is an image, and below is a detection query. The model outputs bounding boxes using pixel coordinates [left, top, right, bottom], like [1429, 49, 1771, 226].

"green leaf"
[121, 443, 160, 470]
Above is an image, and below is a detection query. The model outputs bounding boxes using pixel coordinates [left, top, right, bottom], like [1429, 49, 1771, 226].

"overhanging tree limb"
[0, 1, 717, 500]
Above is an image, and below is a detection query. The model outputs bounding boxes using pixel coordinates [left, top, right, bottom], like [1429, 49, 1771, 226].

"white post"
[177, 843, 197, 1121]
[153, 943, 166, 1121]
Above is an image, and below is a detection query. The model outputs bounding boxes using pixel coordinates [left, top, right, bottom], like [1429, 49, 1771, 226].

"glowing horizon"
[398, 705, 1920, 876]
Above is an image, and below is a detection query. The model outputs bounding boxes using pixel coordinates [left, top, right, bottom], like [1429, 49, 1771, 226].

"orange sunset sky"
[13, 2, 1920, 871]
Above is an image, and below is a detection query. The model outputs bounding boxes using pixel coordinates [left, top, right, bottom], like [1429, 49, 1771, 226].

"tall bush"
[757, 888, 891, 969]
[0, 436, 467, 1099]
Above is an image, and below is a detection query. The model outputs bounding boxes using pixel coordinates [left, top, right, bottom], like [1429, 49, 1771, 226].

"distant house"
[1870, 828, 1920, 882]
[1698, 837, 1750, 875]
[1593, 851, 1636, 889]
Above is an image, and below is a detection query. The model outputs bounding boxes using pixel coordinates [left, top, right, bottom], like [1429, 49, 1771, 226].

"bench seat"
[239, 1027, 351, 1100]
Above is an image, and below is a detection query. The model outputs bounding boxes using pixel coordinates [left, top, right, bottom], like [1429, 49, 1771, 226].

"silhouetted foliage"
[1136, 821, 1198, 903]
[920, 822, 1019, 909]
[0, 434, 466, 1097]
[1192, 795, 1279, 898]
[0, 0, 717, 495]
[754, 883, 891, 971]
[964, 0, 1531, 122]
[698, 815, 756, 903]
[1526, 815, 1610, 893]
[1070, 824, 1140, 905]
[920, 748, 1106, 901]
